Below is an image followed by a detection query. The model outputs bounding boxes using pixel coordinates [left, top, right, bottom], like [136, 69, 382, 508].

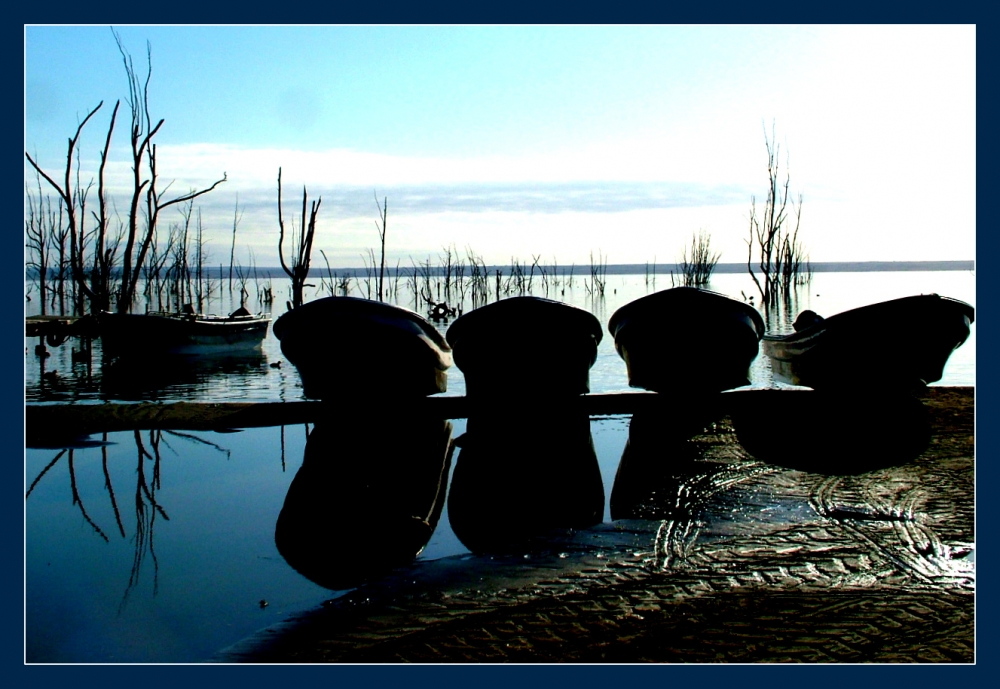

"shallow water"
[24, 269, 976, 662]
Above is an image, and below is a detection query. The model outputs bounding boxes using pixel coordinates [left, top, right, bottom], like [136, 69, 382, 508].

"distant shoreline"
[588, 260, 975, 276]
[243, 259, 976, 278]
[23, 260, 975, 281]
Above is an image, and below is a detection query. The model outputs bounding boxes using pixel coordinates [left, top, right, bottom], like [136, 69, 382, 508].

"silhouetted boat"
[608, 287, 765, 393]
[273, 296, 452, 399]
[446, 296, 603, 397]
[97, 306, 270, 357]
[762, 294, 974, 391]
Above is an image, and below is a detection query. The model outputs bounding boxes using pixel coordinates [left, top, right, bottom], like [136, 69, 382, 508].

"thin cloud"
[332, 181, 752, 216]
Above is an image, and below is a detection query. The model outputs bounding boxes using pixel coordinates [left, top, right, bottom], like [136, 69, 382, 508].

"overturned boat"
[762, 294, 974, 391]
[273, 296, 452, 400]
[446, 296, 603, 397]
[608, 287, 765, 393]
[97, 306, 270, 357]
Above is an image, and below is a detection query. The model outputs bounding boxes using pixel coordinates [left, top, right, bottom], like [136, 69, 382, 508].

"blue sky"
[24, 25, 976, 268]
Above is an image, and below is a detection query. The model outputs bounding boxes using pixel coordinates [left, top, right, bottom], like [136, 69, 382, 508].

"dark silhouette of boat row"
[71, 286, 973, 399]
[273, 287, 973, 401]
[267, 288, 973, 590]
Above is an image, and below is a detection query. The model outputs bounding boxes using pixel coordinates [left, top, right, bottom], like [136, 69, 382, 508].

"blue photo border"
[12, 4, 991, 686]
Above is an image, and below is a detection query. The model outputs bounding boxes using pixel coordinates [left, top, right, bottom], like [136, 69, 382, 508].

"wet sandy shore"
[218, 386, 975, 664]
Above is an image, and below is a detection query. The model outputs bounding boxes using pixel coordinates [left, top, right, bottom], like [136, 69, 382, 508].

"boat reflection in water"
[275, 412, 454, 590]
[445, 297, 605, 553]
[447, 411, 604, 553]
[609, 397, 737, 521]
[99, 349, 270, 399]
[727, 389, 931, 475]
[612, 388, 933, 522]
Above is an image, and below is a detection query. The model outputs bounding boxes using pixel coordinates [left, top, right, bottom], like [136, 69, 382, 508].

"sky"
[24, 25, 976, 270]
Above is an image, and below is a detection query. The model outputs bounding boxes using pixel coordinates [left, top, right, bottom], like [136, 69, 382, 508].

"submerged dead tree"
[25, 176, 57, 315]
[228, 193, 244, 293]
[746, 124, 810, 306]
[114, 32, 226, 313]
[678, 230, 721, 286]
[277, 168, 321, 310]
[374, 192, 387, 302]
[25, 102, 107, 315]
[25, 30, 226, 315]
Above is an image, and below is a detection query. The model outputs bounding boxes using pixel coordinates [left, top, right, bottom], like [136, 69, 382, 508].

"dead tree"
[229, 193, 243, 293]
[25, 177, 52, 315]
[277, 168, 321, 310]
[114, 32, 226, 313]
[25, 102, 104, 315]
[88, 98, 121, 313]
[26, 32, 225, 316]
[746, 123, 808, 306]
[374, 192, 387, 302]
[679, 230, 721, 286]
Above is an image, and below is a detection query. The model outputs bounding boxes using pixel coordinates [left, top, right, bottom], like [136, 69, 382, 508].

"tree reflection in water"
[25, 429, 234, 610]
[27, 447, 111, 542]
[120, 430, 169, 609]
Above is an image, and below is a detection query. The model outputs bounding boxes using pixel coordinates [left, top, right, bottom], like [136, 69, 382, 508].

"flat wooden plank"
[25, 316, 80, 338]
[24, 393, 662, 444]
[25, 388, 971, 446]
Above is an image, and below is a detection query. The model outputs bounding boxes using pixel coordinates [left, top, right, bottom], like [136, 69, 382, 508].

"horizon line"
[170, 259, 977, 278]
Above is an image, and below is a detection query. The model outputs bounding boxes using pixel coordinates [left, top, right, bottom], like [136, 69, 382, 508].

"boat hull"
[97, 311, 270, 356]
[273, 297, 452, 400]
[445, 296, 603, 397]
[608, 287, 765, 394]
[762, 294, 974, 390]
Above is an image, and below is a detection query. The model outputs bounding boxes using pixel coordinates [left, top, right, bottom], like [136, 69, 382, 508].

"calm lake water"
[24, 269, 976, 663]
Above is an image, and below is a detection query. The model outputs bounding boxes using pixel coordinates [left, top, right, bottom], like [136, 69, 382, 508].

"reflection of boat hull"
[273, 297, 452, 399]
[447, 412, 604, 553]
[610, 401, 728, 520]
[99, 350, 268, 398]
[727, 388, 931, 474]
[275, 414, 454, 590]
[98, 310, 270, 356]
[608, 287, 765, 393]
[762, 295, 974, 390]
[446, 296, 602, 396]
